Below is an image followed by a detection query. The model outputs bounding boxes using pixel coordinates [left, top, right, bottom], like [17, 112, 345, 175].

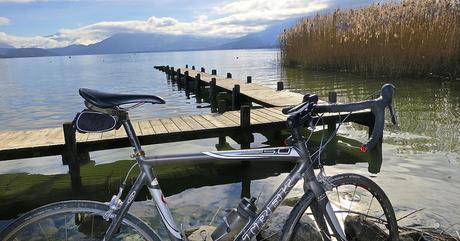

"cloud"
[0, 17, 11, 26]
[0, 0, 330, 48]
[0, 32, 62, 48]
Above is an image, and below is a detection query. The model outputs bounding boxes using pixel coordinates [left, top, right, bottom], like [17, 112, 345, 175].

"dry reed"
[280, 0, 460, 78]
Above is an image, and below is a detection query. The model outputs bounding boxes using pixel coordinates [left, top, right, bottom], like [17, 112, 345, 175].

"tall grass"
[280, 0, 460, 78]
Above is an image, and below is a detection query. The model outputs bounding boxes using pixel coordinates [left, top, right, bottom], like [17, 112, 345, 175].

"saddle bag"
[73, 110, 121, 133]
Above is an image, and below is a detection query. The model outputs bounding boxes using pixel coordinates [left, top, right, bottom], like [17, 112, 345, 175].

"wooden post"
[176, 68, 181, 83]
[227, 72, 232, 79]
[247, 76, 252, 83]
[184, 71, 190, 98]
[166, 65, 170, 80]
[218, 99, 227, 114]
[212, 69, 217, 75]
[201, 67, 205, 73]
[62, 122, 81, 190]
[240, 105, 250, 129]
[218, 136, 226, 146]
[327, 91, 337, 132]
[170, 67, 176, 81]
[192, 66, 195, 70]
[195, 74, 201, 94]
[277, 81, 284, 91]
[209, 78, 217, 112]
[232, 84, 241, 110]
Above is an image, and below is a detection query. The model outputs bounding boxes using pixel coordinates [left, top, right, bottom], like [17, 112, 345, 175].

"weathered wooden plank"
[216, 113, 239, 126]
[170, 117, 193, 132]
[115, 126, 128, 138]
[132, 122, 143, 136]
[160, 118, 181, 133]
[101, 129, 116, 140]
[249, 111, 273, 123]
[252, 109, 284, 122]
[149, 119, 168, 134]
[137, 120, 155, 136]
[258, 108, 287, 120]
[86, 131, 103, 142]
[181, 116, 205, 130]
[76, 132, 89, 142]
[200, 114, 227, 128]
[190, 115, 217, 129]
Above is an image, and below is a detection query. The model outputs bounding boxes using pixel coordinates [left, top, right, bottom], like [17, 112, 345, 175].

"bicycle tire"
[281, 173, 399, 241]
[0, 200, 161, 241]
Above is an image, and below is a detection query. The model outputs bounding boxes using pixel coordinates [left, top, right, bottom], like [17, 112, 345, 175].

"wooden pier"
[0, 65, 374, 187]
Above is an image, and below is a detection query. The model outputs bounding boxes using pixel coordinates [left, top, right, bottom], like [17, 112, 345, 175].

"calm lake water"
[0, 49, 459, 235]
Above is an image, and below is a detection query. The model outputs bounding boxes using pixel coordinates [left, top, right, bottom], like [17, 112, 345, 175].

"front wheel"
[281, 173, 399, 241]
[0, 200, 161, 241]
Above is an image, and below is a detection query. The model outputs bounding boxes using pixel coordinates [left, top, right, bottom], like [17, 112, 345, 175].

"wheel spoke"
[365, 195, 375, 221]
[38, 222, 50, 241]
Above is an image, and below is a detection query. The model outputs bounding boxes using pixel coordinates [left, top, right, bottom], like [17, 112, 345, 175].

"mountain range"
[0, 18, 298, 58]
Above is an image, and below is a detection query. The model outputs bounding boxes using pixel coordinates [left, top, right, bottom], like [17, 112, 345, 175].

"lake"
[0, 49, 459, 235]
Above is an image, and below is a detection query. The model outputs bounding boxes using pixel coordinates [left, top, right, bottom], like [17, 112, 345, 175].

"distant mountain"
[0, 48, 51, 58]
[218, 18, 299, 49]
[0, 18, 300, 58]
[0, 42, 14, 48]
[49, 33, 233, 56]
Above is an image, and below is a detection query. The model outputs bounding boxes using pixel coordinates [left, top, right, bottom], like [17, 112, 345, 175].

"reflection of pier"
[0, 66, 376, 187]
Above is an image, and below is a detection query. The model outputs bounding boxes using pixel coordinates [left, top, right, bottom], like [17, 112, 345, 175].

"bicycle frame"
[102, 113, 348, 241]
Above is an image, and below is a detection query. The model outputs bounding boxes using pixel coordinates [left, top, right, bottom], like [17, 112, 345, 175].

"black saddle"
[79, 88, 165, 109]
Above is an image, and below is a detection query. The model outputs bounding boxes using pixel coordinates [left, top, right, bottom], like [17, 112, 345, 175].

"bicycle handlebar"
[314, 83, 397, 152]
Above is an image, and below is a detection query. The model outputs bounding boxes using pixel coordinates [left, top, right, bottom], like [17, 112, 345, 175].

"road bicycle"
[0, 84, 399, 241]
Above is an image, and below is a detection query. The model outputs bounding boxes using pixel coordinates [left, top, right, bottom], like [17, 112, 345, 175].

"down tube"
[235, 162, 307, 241]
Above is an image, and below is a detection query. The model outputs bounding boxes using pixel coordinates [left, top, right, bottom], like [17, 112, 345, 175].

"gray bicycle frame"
[101, 113, 347, 241]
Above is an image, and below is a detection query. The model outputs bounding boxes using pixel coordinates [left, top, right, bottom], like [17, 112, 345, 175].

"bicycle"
[0, 84, 399, 241]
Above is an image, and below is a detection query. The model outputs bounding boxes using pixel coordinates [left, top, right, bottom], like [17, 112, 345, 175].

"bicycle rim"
[282, 173, 399, 241]
[0, 200, 160, 241]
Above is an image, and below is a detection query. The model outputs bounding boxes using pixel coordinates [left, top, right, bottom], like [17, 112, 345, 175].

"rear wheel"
[0, 200, 160, 241]
[281, 174, 399, 241]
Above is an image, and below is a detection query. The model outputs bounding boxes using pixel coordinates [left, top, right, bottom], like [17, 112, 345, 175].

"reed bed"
[280, 0, 460, 78]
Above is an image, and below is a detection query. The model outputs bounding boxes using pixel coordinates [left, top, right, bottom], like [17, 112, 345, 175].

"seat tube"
[121, 115, 183, 241]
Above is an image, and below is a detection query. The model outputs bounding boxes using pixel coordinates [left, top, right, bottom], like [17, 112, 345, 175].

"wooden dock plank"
[137, 120, 155, 136]
[190, 115, 217, 129]
[149, 119, 168, 134]
[181, 116, 205, 130]
[115, 126, 128, 139]
[101, 129, 116, 140]
[200, 114, 227, 128]
[160, 118, 181, 133]
[170, 117, 194, 132]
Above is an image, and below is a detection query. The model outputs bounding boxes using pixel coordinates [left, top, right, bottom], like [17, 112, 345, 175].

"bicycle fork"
[305, 178, 347, 241]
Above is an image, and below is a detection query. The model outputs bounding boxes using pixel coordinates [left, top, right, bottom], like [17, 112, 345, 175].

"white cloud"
[0, 17, 11, 26]
[0, 0, 329, 48]
[0, 32, 63, 48]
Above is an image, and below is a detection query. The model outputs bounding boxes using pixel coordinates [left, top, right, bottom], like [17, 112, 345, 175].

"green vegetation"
[280, 0, 460, 78]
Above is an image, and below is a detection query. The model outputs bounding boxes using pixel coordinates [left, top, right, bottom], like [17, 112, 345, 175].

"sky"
[0, 0, 378, 49]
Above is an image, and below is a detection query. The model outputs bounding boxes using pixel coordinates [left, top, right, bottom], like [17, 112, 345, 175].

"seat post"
[119, 112, 144, 157]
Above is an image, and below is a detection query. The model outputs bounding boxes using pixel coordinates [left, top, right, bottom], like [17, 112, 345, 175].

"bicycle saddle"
[79, 88, 165, 109]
